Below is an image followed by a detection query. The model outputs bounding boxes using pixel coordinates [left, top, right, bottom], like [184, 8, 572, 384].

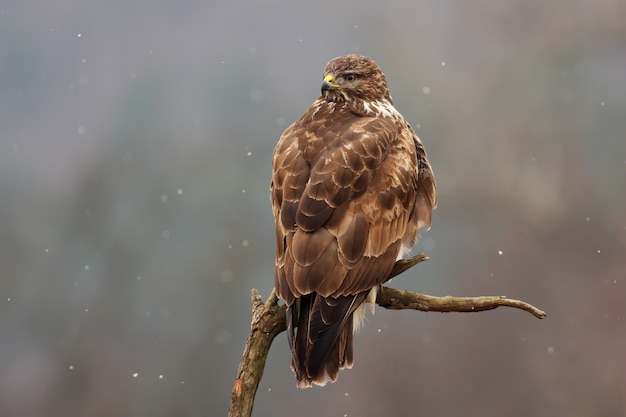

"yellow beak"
[321, 74, 339, 93]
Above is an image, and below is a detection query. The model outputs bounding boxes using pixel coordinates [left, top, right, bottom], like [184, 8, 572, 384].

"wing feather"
[272, 108, 434, 299]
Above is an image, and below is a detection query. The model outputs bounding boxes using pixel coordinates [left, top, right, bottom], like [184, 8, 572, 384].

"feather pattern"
[271, 54, 436, 387]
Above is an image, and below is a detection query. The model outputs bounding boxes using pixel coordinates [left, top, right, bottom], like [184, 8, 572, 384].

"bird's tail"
[287, 291, 369, 388]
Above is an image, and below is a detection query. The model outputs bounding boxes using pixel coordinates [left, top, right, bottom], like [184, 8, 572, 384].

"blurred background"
[1, 0, 624, 416]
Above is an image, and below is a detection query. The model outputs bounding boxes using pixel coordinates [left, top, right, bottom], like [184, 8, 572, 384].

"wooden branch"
[387, 252, 430, 281]
[228, 290, 286, 417]
[227, 253, 546, 417]
[376, 287, 546, 318]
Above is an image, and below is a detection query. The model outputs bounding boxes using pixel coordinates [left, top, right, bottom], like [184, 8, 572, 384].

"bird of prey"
[270, 54, 436, 388]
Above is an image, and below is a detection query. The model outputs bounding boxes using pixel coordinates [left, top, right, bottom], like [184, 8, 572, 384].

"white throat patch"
[362, 99, 398, 119]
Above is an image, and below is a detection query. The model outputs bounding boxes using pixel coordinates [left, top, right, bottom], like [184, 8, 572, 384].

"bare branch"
[228, 289, 285, 417]
[376, 287, 546, 318]
[227, 253, 546, 417]
[387, 252, 430, 280]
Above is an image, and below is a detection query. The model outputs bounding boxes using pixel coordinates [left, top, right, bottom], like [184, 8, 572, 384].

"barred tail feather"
[288, 292, 369, 388]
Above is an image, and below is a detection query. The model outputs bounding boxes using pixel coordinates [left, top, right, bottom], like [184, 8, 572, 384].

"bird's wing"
[272, 113, 434, 302]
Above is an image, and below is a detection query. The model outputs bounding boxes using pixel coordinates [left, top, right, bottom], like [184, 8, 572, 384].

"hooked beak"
[321, 74, 339, 93]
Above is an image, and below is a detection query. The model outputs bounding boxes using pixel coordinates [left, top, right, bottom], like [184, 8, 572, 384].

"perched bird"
[270, 54, 436, 388]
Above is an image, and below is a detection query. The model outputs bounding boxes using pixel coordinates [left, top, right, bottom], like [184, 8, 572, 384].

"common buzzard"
[271, 54, 436, 387]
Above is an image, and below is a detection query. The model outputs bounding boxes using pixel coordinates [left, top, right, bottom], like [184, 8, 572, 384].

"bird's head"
[321, 54, 392, 103]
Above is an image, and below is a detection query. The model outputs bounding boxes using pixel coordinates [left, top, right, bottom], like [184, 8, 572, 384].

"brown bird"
[270, 54, 436, 387]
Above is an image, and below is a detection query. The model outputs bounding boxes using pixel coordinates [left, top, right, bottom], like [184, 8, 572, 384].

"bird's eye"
[344, 74, 356, 82]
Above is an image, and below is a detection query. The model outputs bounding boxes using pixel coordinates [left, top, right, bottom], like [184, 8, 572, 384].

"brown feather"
[271, 54, 437, 387]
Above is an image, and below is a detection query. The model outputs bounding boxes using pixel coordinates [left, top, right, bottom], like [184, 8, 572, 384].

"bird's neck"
[308, 97, 402, 125]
